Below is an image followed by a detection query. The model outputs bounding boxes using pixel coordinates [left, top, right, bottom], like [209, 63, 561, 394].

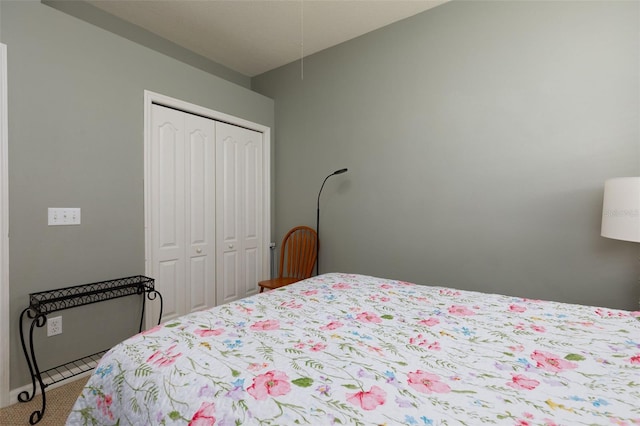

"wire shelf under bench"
[18, 275, 162, 425]
[39, 350, 108, 387]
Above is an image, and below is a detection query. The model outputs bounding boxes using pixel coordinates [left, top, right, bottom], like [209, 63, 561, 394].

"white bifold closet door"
[151, 104, 215, 322]
[150, 105, 263, 322]
[216, 122, 263, 305]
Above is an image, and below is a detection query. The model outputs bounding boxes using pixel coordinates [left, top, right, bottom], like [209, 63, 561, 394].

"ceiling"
[85, 0, 447, 77]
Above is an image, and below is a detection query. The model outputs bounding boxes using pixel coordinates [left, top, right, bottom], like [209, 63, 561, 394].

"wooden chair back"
[278, 226, 318, 279]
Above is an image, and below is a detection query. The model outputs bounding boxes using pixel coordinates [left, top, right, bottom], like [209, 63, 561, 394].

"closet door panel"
[222, 251, 239, 301]
[185, 114, 215, 312]
[217, 129, 241, 305]
[216, 123, 263, 303]
[157, 260, 181, 321]
[243, 134, 262, 296]
[244, 248, 258, 296]
[220, 135, 239, 245]
[151, 105, 186, 320]
[244, 140, 258, 239]
[189, 257, 207, 312]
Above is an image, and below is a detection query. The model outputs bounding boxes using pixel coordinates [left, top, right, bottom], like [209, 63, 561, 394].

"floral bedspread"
[68, 273, 640, 425]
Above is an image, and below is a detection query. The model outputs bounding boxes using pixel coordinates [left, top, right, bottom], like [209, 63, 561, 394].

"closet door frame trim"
[143, 90, 271, 328]
[0, 43, 9, 409]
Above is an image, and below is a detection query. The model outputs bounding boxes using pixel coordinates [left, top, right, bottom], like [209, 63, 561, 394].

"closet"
[148, 103, 267, 323]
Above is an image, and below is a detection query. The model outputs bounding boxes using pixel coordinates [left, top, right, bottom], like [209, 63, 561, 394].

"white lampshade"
[601, 177, 640, 242]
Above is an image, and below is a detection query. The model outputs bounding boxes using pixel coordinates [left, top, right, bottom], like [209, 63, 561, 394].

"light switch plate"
[48, 208, 81, 226]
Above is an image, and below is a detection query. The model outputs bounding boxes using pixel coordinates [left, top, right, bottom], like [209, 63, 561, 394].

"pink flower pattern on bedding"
[67, 273, 640, 425]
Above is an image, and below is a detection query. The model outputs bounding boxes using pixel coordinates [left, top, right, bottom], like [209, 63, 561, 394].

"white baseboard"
[8, 371, 92, 406]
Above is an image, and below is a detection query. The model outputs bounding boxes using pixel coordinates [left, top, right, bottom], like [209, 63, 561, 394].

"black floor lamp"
[316, 168, 348, 276]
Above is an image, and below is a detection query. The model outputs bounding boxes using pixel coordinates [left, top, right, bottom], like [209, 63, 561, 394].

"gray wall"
[1, 1, 273, 389]
[253, 1, 640, 310]
[42, 0, 251, 89]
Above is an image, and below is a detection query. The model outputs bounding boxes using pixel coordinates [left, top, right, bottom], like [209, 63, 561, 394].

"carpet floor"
[0, 377, 88, 426]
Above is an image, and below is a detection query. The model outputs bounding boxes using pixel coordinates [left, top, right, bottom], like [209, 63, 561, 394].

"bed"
[67, 273, 639, 425]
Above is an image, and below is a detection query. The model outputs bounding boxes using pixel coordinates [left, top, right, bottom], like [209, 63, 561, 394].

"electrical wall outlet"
[47, 316, 62, 336]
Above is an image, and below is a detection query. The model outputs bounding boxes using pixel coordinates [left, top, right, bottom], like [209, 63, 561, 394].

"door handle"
[196, 248, 202, 254]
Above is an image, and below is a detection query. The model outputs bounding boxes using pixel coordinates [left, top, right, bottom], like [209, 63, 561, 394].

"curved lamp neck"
[316, 168, 348, 276]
